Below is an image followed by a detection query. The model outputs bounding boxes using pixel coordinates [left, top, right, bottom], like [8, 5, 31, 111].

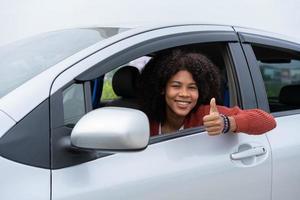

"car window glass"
[252, 45, 300, 112]
[0, 29, 118, 99]
[63, 83, 86, 126]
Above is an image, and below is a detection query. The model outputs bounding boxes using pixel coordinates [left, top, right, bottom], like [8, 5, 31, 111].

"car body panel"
[266, 114, 300, 200]
[52, 132, 271, 200]
[0, 156, 50, 200]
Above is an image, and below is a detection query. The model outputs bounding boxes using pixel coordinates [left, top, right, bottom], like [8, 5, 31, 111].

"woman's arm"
[202, 98, 276, 135]
[217, 105, 276, 135]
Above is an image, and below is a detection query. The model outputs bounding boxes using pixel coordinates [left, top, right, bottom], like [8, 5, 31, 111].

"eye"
[171, 85, 180, 88]
[171, 84, 180, 88]
[189, 85, 198, 90]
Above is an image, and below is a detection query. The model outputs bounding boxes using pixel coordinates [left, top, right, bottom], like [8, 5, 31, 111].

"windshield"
[0, 27, 128, 98]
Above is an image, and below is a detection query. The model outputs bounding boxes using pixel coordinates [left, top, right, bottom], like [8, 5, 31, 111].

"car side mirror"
[71, 107, 150, 151]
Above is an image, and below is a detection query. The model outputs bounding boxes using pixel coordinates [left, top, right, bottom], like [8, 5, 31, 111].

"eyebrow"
[170, 81, 197, 85]
[170, 81, 182, 84]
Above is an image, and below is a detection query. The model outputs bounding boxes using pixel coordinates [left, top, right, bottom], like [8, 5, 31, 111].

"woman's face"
[165, 70, 199, 118]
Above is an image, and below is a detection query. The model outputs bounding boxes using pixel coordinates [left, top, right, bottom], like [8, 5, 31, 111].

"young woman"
[139, 48, 276, 136]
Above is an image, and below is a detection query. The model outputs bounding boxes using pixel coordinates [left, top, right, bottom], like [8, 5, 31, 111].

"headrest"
[112, 66, 140, 98]
[279, 84, 300, 106]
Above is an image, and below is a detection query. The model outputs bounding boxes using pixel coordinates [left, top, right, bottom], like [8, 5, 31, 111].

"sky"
[0, 0, 300, 46]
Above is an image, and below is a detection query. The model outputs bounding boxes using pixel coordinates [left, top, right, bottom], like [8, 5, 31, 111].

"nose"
[179, 87, 189, 97]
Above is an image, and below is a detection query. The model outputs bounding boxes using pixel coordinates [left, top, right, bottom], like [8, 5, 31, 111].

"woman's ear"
[161, 89, 165, 95]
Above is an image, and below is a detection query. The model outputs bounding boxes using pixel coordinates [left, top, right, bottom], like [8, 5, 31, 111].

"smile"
[175, 100, 192, 106]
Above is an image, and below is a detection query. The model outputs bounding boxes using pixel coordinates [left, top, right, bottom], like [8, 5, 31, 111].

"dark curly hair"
[138, 48, 221, 124]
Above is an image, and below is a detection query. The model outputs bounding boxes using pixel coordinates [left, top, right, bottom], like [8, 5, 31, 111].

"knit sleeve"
[217, 106, 276, 135]
[150, 121, 159, 136]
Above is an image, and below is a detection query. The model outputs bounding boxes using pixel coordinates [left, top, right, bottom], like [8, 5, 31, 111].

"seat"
[105, 65, 141, 109]
[270, 84, 300, 112]
[279, 84, 300, 106]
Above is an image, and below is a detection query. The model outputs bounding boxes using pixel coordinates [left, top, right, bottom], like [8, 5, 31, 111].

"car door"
[237, 28, 300, 200]
[50, 25, 272, 200]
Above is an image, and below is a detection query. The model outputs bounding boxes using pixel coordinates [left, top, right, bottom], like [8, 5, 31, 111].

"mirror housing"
[71, 107, 150, 151]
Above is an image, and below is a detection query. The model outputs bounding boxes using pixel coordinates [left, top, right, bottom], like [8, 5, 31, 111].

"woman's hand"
[203, 98, 224, 136]
[203, 98, 237, 135]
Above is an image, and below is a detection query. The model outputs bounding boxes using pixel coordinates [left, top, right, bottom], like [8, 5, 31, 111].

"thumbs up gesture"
[203, 98, 224, 136]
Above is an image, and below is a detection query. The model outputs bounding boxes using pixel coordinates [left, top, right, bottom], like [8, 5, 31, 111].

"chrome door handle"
[230, 146, 267, 160]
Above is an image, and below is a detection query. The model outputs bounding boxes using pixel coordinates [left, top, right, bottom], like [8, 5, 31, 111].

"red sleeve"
[216, 106, 276, 135]
[150, 121, 159, 136]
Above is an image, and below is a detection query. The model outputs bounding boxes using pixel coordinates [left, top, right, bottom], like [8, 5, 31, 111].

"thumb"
[209, 98, 219, 114]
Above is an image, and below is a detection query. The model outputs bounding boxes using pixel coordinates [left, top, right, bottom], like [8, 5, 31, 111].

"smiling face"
[165, 70, 199, 119]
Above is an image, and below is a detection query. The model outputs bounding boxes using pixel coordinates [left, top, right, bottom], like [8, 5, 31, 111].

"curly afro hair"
[138, 48, 221, 124]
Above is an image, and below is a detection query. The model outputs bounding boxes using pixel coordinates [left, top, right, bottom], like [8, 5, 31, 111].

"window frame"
[91, 42, 244, 144]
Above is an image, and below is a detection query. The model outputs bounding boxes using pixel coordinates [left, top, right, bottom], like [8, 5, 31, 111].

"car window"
[251, 45, 300, 112]
[63, 83, 86, 126]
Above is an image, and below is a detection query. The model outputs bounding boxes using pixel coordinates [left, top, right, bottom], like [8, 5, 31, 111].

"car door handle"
[230, 146, 267, 160]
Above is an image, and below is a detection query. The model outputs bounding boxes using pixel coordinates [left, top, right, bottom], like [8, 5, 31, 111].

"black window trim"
[149, 127, 207, 144]
[0, 99, 50, 169]
[239, 43, 270, 112]
[238, 32, 300, 52]
[227, 43, 257, 109]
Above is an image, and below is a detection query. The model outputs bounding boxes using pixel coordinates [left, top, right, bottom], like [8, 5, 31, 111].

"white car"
[0, 24, 299, 200]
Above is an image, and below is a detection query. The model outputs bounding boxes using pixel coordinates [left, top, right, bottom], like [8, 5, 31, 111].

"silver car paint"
[52, 132, 271, 200]
[266, 115, 300, 200]
[0, 156, 50, 200]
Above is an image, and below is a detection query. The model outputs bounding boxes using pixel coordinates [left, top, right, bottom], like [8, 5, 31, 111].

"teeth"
[178, 102, 188, 105]
[176, 101, 190, 105]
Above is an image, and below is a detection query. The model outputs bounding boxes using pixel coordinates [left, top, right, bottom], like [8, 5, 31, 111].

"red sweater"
[150, 105, 276, 136]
